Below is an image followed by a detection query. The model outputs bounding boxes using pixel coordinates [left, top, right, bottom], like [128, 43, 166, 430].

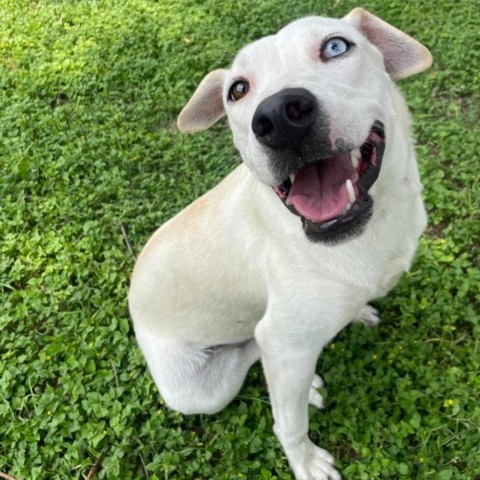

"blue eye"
[322, 37, 349, 59]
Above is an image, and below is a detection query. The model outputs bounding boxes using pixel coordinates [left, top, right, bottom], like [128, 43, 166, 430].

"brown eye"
[228, 80, 249, 101]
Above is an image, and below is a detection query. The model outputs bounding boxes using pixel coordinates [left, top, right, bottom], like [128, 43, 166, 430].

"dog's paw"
[309, 374, 325, 409]
[357, 304, 381, 327]
[289, 440, 341, 480]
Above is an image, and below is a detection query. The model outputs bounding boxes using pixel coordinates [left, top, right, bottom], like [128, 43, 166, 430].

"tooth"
[344, 202, 352, 212]
[289, 173, 295, 183]
[346, 179, 356, 203]
[351, 148, 361, 169]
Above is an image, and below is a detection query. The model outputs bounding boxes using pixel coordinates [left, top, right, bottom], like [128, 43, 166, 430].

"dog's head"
[177, 8, 432, 243]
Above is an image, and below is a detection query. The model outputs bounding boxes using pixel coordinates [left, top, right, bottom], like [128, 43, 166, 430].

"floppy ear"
[344, 7, 432, 80]
[177, 69, 227, 133]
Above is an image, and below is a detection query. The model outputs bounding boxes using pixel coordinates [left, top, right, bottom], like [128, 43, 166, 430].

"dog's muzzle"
[251, 88, 386, 244]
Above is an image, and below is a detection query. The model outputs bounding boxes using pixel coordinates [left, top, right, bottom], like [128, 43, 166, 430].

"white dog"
[129, 8, 432, 479]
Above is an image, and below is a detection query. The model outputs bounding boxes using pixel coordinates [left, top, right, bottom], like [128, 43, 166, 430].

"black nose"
[251, 88, 318, 150]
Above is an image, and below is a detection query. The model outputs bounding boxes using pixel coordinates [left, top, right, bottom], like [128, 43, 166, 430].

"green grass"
[0, 0, 479, 479]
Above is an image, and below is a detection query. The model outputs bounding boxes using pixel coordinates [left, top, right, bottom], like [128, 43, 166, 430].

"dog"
[129, 8, 432, 479]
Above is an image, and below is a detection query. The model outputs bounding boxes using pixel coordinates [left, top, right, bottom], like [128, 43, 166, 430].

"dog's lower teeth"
[346, 179, 356, 203]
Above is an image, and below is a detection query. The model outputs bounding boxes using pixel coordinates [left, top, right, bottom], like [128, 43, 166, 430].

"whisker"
[216, 50, 236, 66]
[217, 153, 242, 178]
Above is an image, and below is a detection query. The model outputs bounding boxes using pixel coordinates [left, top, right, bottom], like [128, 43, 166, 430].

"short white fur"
[130, 8, 431, 480]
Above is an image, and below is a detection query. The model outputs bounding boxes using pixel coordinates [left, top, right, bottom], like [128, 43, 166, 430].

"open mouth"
[273, 121, 386, 242]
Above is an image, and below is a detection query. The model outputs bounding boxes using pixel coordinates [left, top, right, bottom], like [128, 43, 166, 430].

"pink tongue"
[287, 159, 352, 223]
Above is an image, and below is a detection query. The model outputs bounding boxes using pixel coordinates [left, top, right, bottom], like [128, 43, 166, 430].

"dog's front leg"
[256, 319, 341, 480]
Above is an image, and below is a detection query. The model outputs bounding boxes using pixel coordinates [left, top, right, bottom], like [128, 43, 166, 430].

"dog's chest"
[291, 217, 421, 302]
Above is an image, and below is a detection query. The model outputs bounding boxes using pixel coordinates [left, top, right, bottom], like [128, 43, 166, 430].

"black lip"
[275, 121, 386, 244]
[357, 121, 385, 193]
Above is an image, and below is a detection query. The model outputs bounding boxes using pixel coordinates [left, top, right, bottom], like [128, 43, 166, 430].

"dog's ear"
[344, 8, 432, 80]
[177, 69, 227, 133]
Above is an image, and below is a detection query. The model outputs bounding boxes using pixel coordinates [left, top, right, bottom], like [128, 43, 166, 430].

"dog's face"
[223, 17, 389, 243]
[178, 8, 431, 243]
